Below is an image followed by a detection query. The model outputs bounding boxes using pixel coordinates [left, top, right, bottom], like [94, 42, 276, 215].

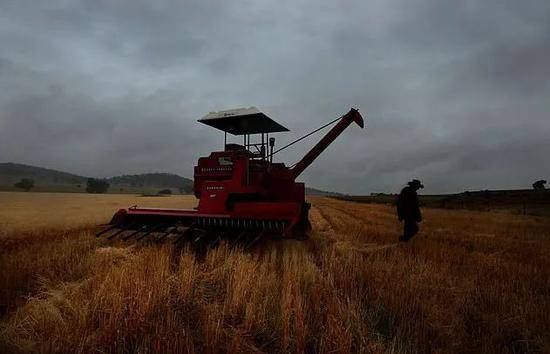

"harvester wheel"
[291, 202, 312, 240]
[293, 219, 311, 240]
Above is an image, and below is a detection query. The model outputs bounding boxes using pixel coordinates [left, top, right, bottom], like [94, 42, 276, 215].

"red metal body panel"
[116, 202, 302, 221]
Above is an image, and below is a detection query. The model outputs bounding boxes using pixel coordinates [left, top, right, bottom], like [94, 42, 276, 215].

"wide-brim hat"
[408, 179, 424, 189]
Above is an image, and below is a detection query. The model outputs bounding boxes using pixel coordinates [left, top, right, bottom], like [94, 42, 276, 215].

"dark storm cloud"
[1, 0, 549, 194]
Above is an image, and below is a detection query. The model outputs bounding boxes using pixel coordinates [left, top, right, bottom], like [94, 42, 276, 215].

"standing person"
[396, 179, 424, 242]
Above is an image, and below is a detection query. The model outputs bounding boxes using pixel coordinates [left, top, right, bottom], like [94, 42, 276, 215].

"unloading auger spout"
[291, 108, 364, 179]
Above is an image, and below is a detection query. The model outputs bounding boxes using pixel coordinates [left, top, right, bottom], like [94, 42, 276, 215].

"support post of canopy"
[261, 133, 265, 159]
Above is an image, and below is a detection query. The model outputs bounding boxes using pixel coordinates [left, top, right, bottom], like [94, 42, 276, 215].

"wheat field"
[0, 191, 549, 353]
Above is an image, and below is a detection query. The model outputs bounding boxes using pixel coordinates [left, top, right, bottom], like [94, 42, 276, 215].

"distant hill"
[0, 163, 87, 186]
[0, 163, 193, 194]
[335, 189, 550, 217]
[0, 162, 342, 196]
[108, 173, 193, 193]
[305, 187, 345, 197]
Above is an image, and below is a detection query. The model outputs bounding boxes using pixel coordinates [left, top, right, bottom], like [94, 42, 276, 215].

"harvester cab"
[194, 107, 291, 214]
[98, 107, 364, 246]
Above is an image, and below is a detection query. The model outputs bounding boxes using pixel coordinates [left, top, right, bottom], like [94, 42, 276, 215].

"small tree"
[14, 178, 34, 191]
[532, 180, 547, 190]
[86, 178, 110, 193]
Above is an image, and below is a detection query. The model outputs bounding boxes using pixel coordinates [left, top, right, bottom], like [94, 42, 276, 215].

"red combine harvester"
[97, 107, 364, 245]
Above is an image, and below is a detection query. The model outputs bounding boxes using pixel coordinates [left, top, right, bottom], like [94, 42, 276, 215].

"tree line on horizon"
[12, 177, 181, 194]
[12, 177, 548, 193]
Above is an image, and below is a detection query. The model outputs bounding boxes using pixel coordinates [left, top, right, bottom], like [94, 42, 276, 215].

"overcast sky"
[1, 0, 549, 194]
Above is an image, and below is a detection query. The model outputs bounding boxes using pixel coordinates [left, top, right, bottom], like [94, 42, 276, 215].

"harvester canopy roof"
[198, 107, 289, 135]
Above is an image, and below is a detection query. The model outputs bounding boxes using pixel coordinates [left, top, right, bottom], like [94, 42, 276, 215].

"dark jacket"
[396, 186, 421, 222]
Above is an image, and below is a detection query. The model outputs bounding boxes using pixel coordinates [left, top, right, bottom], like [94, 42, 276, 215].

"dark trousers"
[402, 219, 419, 241]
